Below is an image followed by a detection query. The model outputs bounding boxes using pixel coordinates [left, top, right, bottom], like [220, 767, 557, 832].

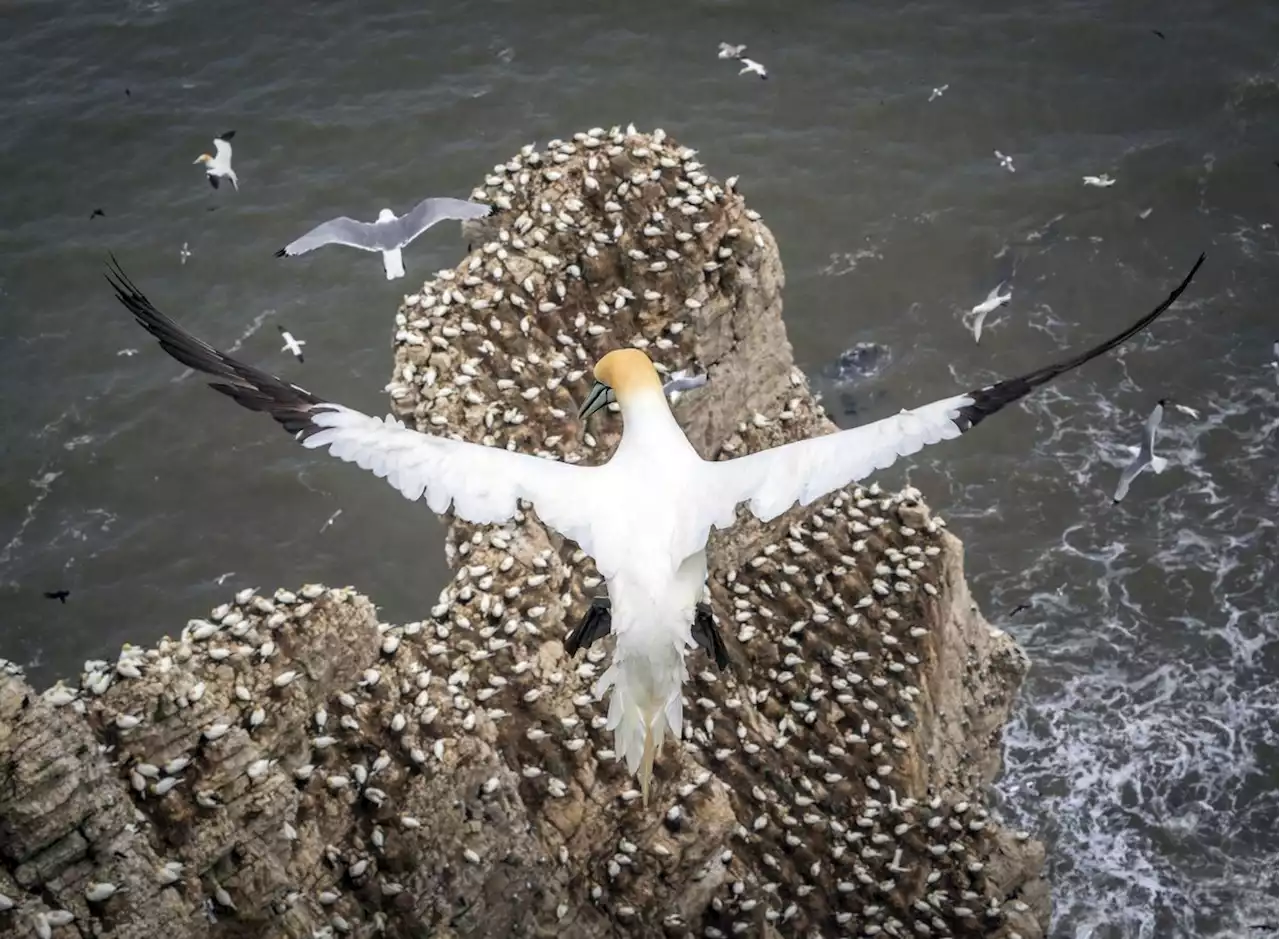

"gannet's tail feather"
[596, 646, 685, 806]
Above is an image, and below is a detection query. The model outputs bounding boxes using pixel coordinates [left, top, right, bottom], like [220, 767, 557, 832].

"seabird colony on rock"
[110, 212, 1203, 807]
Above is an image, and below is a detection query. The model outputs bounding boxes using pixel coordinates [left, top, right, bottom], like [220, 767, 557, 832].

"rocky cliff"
[0, 127, 1050, 939]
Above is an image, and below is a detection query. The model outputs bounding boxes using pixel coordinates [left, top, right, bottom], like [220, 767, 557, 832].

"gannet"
[738, 58, 768, 79]
[718, 42, 746, 59]
[278, 326, 305, 363]
[107, 252, 1204, 804]
[967, 282, 1012, 343]
[1113, 399, 1169, 503]
[193, 132, 237, 190]
[1083, 174, 1116, 188]
[275, 198, 494, 281]
[929, 84, 949, 102]
[994, 150, 1015, 172]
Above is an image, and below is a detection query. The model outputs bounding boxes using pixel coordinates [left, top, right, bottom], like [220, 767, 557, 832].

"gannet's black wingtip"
[107, 257, 330, 439]
[273, 247, 286, 258]
[952, 253, 1206, 433]
[218, 130, 236, 141]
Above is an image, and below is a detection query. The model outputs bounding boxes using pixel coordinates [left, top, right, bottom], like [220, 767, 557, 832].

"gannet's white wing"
[213, 136, 233, 162]
[276, 218, 387, 256]
[391, 198, 493, 249]
[106, 258, 606, 558]
[702, 255, 1205, 525]
[986, 281, 1010, 305]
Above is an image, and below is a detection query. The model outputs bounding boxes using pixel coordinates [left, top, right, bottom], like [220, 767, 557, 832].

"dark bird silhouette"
[1008, 602, 1032, 617]
[90, 209, 105, 220]
[1151, 29, 1165, 39]
[44, 589, 70, 604]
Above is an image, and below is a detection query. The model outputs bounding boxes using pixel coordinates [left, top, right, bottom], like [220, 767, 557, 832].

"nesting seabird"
[967, 282, 1012, 343]
[274, 198, 494, 281]
[107, 252, 1204, 804]
[1112, 399, 1170, 503]
[738, 58, 768, 79]
[193, 132, 237, 190]
[278, 326, 305, 363]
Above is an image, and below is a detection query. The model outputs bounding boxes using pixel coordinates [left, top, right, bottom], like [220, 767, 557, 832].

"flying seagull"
[1113, 399, 1170, 503]
[967, 282, 1012, 343]
[106, 252, 1204, 804]
[738, 58, 768, 80]
[194, 132, 237, 190]
[718, 42, 746, 59]
[278, 326, 305, 363]
[1083, 174, 1117, 188]
[661, 370, 708, 404]
[929, 84, 949, 102]
[275, 198, 494, 280]
[995, 150, 1015, 172]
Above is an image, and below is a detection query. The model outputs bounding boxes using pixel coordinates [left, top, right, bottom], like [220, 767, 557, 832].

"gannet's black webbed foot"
[692, 601, 729, 671]
[565, 596, 612, 657]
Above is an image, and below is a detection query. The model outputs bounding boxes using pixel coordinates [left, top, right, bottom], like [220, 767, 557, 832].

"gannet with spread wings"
[107, 253, 1204, 804]
[275, 198, 493, 280]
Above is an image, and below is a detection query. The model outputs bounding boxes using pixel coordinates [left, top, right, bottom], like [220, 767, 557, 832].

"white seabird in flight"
[1113, 399, 1170, 503]
[738, 58, 768, 79]
[107, 253, 1204, 805]
[193, 132, 237, 191]
[929, 84, 949, 102]
[995, 150, 1015, 172]
[718, 42, 746, 59]
[966, 282, 1012, 343]
[275, 198, 493, 280]
[1082, 174, 1116, 188]
[661, 370, 708, 405]
[278, 326, 305, 363]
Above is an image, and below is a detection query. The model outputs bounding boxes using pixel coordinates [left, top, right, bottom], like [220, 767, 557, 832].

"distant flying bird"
[180, 242, 191, 265]
[278, 326, 305, 363]
[1083, 174, 1116, 188]
[661, 370, 708, 403]
[44, 590, 70, 604]
[90, 208, 105, 220]
[718, 42, 746, 59]
[1008, 602, 1032, 617]
[738, 58, 768, 80]
[995, 150, 1015, 172]
[929, 84, 949, 102]
[108, 251, 1203, 805]
[1113, 399, 1170, 503]
[194, 132, 238, 190]
[275, 198, 493, 280]
[1171, 402, 1200, 420]
[967, 282, 1012, 343]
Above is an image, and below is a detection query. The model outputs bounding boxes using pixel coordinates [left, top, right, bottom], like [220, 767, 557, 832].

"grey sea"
[1, 0, 1275, 935]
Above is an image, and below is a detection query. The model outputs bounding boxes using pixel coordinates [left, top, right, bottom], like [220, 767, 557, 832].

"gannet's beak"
[193, 154, 210, 164]
[578, 381, 615, 423]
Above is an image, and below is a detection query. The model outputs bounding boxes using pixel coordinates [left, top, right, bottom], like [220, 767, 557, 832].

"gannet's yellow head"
[193, 153, 212, 165]
[578, 349, 664, 422]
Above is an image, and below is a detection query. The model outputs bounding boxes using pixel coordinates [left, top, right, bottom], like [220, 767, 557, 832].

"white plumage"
[110, 252, 1204, 804]
[276, 199, 492, 280]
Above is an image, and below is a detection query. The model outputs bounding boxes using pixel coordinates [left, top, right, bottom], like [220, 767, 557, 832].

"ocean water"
[0, 0, 1275, 935]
